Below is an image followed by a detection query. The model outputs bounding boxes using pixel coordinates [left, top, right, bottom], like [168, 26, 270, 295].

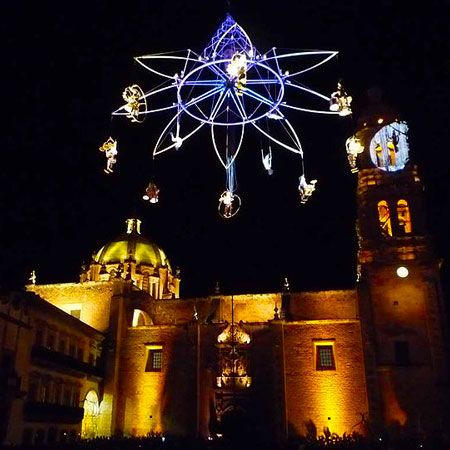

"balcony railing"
[31, 345, 104, 378]
[24, 401, 84, 424]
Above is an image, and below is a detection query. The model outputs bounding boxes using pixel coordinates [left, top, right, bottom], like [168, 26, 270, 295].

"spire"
[126, 218, 141, 234]
[225, 12, 234, 23]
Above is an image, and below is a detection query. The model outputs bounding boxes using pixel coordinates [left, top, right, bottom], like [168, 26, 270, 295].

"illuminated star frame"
[113, 14, 339, 173]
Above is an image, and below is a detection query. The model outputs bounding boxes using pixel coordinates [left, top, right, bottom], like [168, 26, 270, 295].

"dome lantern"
[126, 218, 141, 234]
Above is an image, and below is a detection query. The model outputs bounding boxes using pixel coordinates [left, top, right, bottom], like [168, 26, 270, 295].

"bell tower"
[349, 95, 449, 433]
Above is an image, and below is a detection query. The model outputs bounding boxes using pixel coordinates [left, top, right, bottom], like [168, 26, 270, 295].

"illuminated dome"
[94, 218, 171, 271]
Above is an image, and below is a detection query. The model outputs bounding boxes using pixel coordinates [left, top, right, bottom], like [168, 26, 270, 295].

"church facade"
[1, 105, 449, 445]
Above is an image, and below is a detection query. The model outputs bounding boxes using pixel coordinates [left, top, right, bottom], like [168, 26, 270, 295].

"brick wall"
[282, 320, 368, 437]
[117, 325, 197, 437]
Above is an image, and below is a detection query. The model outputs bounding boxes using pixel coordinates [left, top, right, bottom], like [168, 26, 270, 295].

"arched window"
[397, 199, 412, 234]
[377, 201, 392, 237]
[132, 309, 152, 327]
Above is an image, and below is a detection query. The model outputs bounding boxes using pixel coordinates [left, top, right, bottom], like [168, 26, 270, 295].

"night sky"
[1, 1, 449, 299]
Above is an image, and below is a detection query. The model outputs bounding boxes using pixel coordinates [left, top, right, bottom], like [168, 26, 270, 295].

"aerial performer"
[99, 137, 118, 174]
[329, 81, 352, 116]
[109, 13, 351, 217]
[143, 181, 160, 203]
[298, 175, 317, 204]
[261, 147, 273, 175]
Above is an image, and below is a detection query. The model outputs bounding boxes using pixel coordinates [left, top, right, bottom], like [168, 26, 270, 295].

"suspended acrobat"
[143, 181, 160, 203]
[298, 175, 317, 204]
[99, 137, 118, 174]
[329, 81, 352, 116]
[122, 85, 147, 123]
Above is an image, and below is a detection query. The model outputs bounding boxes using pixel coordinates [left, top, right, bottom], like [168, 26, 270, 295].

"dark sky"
[1, 0, 449, 298]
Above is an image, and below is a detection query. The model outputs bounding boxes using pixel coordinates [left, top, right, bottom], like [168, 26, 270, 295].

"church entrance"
[81, 390, 99, 439]
[220, 406, 253, 442]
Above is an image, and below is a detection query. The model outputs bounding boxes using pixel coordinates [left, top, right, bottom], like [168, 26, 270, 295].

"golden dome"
[94, 219, 171, 271]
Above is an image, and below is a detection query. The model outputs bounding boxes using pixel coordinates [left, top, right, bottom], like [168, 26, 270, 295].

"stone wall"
[281, 319, 368, 437]
[28, 282, 115, 332]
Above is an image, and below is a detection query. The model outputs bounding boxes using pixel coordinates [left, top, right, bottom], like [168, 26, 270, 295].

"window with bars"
[315, 344, 336, 371]
[145, 345, 163, 372]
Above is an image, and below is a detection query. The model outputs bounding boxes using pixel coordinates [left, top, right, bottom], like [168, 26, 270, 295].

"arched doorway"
[220, 406, 253, 443]
[81, 390, 99, 439]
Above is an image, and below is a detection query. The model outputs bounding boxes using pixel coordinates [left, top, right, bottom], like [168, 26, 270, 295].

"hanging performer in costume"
[218, 157, 241, 218]
[329, 81, 352, 117]
[170, 110, 183, 150]
[143, 181, 160, 203]
[99, 137, 118, 174]
[345, 135, 364, 173]
[122, 85, 146, 123]
[261, 147, 273, 175]
[298, 175, 317, 204]
[227, 52, 247, 96]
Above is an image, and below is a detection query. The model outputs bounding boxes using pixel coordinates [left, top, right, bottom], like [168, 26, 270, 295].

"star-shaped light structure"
[112, 14, 344, 216]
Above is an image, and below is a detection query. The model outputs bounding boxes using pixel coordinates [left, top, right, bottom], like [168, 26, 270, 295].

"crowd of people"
[1, 432, 449, 450]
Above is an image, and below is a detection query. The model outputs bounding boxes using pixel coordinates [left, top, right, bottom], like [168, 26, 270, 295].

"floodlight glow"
[396, 267, 409, 278]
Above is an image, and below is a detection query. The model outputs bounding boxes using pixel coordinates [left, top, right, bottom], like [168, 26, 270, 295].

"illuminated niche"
[370, 121, 409, 171]
[397, 199, 412, 234]
[377, 201, 392, 237]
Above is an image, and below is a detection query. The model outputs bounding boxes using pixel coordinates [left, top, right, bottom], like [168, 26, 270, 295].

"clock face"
[369, 121, 410, 172]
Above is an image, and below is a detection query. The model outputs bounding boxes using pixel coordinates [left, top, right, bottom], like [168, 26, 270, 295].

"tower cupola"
[348, 95, 429, 266]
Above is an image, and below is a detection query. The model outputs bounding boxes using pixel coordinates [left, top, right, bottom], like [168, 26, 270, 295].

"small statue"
[29, 270, 37, 285]
[99, 137, 118, 174]
[298, 175, 317, 204]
